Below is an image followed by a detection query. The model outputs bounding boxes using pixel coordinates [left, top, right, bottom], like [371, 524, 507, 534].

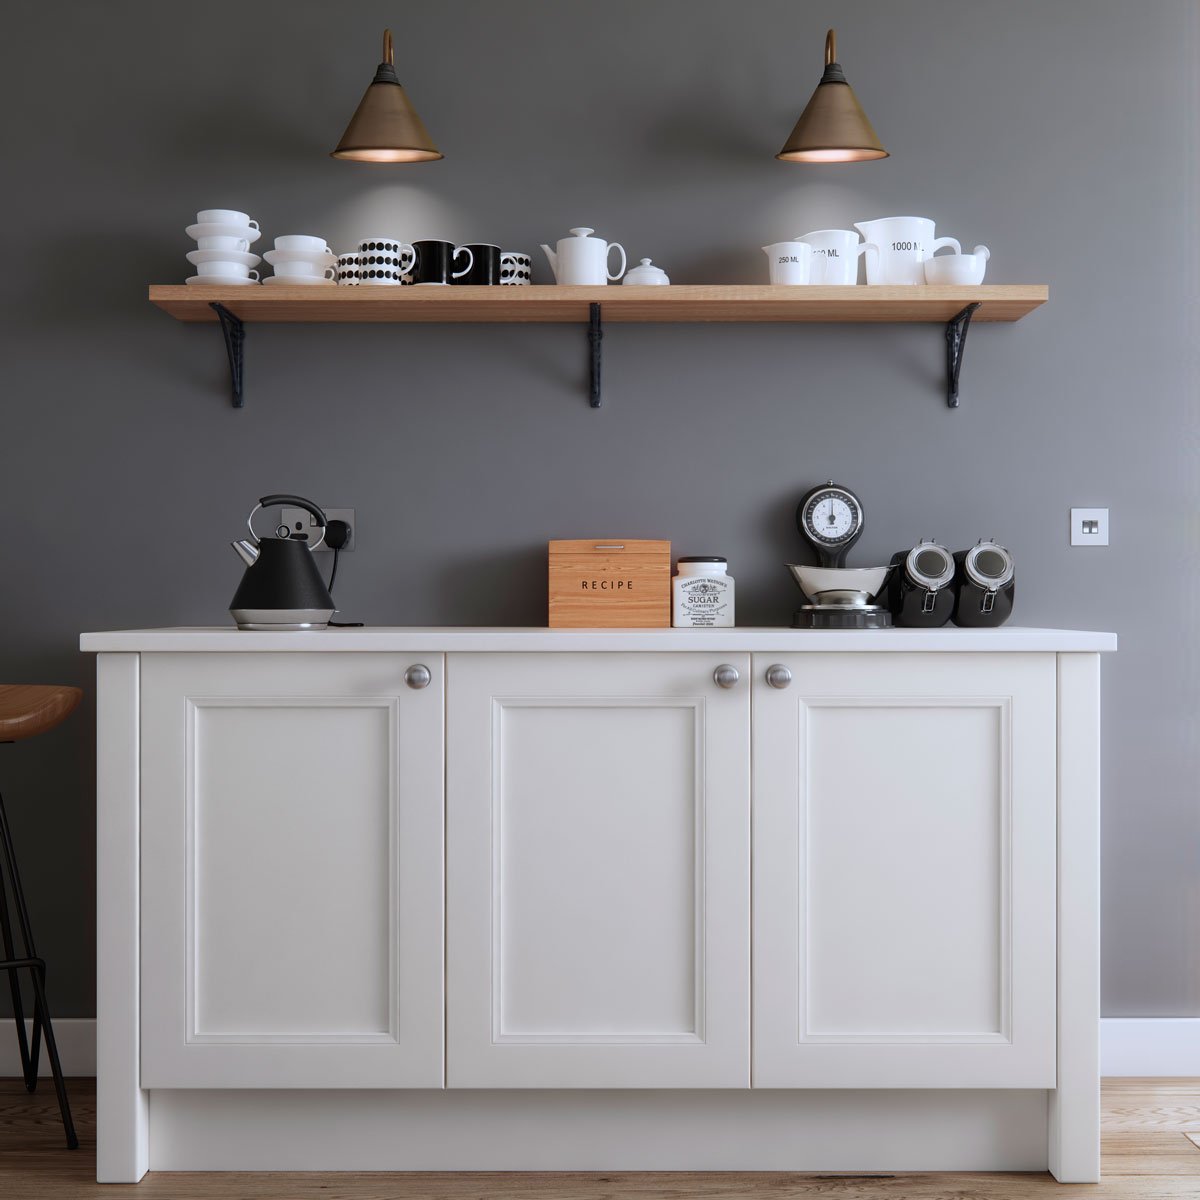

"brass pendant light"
[777, 29, 887, 163]
[331, 29, 442, 163]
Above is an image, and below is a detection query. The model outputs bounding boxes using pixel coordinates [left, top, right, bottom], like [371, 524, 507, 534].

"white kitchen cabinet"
[752, 652, 1057, 1089]
[139, 652, 445, 1088]
[85, 628, 1110, 1181]
[446, 652, 751, 1088]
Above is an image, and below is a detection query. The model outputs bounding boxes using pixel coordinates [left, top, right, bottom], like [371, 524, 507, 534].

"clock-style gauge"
[796, 481, 865, 567]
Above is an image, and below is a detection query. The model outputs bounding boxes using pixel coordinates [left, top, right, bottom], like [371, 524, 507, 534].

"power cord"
[323, 520, 364, 627]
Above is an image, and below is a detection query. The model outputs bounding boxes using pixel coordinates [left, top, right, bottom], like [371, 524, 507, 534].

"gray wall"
[2, 0, 1196, 1018]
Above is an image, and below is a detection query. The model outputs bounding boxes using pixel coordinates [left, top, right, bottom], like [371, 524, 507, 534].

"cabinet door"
[140, 653, 444, 1088]
[446, 653, 750, 1088]
[753, 653, 1056, 1088]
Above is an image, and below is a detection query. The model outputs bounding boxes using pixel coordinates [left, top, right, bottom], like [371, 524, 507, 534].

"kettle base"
[231, 608, 334, 631]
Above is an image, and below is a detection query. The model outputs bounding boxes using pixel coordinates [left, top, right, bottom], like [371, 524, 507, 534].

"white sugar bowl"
[623, 257, 670, 285]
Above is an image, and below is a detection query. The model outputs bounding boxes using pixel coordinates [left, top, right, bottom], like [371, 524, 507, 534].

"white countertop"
[79, 626, 1118, 653]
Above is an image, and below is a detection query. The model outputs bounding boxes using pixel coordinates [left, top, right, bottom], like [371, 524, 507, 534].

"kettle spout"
[232, 539, 259, 567]
[540, 244, 559, 282]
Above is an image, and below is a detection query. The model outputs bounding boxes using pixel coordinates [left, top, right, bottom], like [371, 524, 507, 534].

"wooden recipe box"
[548, 539, 671, 628]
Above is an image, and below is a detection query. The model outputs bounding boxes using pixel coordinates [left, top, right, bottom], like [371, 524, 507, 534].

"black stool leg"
[0, 856, 34, 1088]
[0, 788, 77, 1149]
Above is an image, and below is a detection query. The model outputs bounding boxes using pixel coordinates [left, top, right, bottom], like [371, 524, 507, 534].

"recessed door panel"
[447, 653, 750, 1088]
[140, 653, 444, 1088]
[753, 653, 1055, 1089]
[497, 703, 699, 1039]
[191, 702, 392, 1038]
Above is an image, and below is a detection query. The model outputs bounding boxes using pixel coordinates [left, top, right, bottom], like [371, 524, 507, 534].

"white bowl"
[787, 564, 892, 602]
[924, 249, 989, 286]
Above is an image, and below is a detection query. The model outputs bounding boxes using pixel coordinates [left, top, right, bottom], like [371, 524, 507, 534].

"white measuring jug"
[853, 216, 960, 285]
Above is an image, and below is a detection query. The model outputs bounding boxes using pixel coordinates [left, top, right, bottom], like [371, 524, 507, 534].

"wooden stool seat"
[0, 686, 82, 743]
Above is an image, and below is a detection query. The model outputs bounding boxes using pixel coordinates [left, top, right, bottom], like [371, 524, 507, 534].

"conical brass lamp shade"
[331, 29, 442, 162]
[777, 30, 887, 163]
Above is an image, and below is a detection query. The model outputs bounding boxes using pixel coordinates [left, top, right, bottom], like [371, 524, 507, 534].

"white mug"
[198, 260, 258, 279]
[763, 240, 814, 285]
[854, 216, 960, 285]
[198, 209, 259, 229]
[197, 234, 250, 251]
[799, 228, 878, 285]
[924, 245, 991, 285]
[274, 260, 336, 279]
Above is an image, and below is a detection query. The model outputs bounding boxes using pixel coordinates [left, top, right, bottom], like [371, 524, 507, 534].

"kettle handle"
[249, 495, 327, 549]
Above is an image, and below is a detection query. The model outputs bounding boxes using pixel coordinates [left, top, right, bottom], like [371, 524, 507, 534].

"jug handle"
[856, 241, 880, 262]
[253, 494, 327, 549]
[929, 237, 962, 257]
[606, 242, 627, 281]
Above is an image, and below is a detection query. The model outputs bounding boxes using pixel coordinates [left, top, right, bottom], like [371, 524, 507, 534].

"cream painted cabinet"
[752, 652, 1057, 1088]
[446, 652, 751, 1088]
[139, 653, 445, 1088]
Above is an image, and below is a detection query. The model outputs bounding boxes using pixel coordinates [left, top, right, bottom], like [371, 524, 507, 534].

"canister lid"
[678, 556, 727, 562]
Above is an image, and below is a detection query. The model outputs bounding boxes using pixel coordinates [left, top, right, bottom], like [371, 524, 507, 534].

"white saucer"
[263, 248, 336, 266]
[186, 222, 262, 245]
[186, 248, 261, 268]
[184, 274, 259, 287]
[263, 274, 336, 286]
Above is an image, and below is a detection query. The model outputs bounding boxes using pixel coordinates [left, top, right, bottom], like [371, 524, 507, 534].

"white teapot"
[541, 227, 627, 285]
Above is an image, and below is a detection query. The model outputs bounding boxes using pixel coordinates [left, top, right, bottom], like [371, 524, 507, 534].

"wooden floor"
[2, 1079, 1199, 1197]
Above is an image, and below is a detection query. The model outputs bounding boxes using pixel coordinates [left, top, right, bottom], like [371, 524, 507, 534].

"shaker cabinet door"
[752, 652, 1057, 1089]
[139, 653, 444, 1088]
[446, 652, 751, 1088]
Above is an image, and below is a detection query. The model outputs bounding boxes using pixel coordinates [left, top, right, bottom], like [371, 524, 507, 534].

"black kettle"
[230, 495, 335, 630]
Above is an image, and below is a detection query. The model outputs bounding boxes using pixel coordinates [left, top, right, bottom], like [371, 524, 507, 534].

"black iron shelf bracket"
[211, 302, 245, 408]
[945, 302, 982, 409]
[588, 303, 603, 408]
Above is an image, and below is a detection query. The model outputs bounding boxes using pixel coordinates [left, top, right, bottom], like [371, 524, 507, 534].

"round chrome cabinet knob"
[712, 664, 740, 689]
[765, 664, 793, 689]
[404, 664, 432, 690]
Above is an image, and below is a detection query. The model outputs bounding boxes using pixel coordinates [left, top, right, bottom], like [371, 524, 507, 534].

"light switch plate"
[280, 506, 355, 552]
[1070, 507, 1108, 546]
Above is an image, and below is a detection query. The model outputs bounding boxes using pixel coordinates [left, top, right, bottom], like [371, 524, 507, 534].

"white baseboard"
[1, 1017, 1194, 1081]
[0, 1017, 95, 1077]
[1101, 1018, 1200, 1076]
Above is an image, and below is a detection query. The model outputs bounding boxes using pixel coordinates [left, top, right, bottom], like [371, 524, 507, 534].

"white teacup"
[800, 228, 878, 285]
[924, 245, 990, 285]
[198, 260, 257, 279]
[197, 234, 250, 251]
[762, 240, 813, 285]
[275, 234, 331, 254]
[274, 260, 336, 279]
[198, 209, 259, 229]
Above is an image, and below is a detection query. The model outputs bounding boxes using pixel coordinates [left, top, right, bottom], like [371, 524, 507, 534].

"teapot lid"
[568, 227, 596, 238]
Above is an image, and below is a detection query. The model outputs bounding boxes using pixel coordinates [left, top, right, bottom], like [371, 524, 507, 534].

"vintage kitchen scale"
[788, 481, 893, 629]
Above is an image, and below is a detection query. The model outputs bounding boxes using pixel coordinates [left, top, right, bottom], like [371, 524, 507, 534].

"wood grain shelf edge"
[148, 284, 1048, 324]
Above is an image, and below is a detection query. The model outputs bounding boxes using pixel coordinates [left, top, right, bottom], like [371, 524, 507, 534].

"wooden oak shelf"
[150, 284, 1047, 324]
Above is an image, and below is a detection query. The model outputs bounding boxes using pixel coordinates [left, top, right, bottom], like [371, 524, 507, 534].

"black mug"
[456, 244, 502, 285]
[412, 240, 473, 286]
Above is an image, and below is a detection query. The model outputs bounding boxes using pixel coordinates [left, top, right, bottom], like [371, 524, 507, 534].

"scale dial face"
[800, 485, 863, 548]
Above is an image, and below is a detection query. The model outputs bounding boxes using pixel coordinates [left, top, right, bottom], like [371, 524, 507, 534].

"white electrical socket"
[280, 506, 355, 552]
[1070, 508, 1108, 546]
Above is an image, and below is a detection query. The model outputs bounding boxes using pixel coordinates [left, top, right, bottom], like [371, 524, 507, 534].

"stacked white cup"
[184, 208, 263, 285]
[263, 235, 338, 286]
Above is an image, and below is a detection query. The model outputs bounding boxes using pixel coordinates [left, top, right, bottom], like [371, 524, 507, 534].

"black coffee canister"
[951, 541, 1015, 627]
